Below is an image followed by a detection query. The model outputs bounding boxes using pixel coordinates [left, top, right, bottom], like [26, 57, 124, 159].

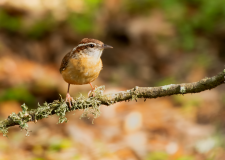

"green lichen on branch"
[0, 87, 104, 136]
[0, 69, 225, 136]
[180, 86, 186, 94]
[0, 103, 31, 136]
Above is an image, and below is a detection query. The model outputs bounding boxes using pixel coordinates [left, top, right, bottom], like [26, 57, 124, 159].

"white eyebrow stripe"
[72, 47, 77, 51]
[77, 43, 97, 47]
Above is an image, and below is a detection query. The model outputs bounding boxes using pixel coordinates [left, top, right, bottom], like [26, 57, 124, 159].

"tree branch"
[0, 69, 224, 136]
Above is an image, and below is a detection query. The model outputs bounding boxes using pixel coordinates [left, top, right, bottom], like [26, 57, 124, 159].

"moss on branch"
[0, 69, 224, 136]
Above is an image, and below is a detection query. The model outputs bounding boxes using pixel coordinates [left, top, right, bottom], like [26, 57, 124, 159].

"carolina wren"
[60, 38, 113, 108]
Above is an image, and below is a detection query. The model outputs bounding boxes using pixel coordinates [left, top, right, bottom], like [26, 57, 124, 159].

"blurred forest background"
[0, 0, 225, 160]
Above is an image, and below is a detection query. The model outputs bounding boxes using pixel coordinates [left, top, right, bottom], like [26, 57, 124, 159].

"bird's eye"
[89, 44, 94, 48]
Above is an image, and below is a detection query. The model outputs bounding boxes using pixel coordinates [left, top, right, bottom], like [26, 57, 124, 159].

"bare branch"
[0, 69, 224, 136]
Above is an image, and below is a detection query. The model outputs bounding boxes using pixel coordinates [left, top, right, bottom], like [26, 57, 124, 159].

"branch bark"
[0, 69, 225, 136]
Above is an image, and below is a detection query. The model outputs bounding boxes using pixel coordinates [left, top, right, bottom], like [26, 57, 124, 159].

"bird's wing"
[59, 51, 72, 73]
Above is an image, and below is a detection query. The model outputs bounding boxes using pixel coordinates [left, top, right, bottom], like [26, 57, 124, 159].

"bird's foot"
[66, 93, 74, 109]
[88, 85, 98, 97]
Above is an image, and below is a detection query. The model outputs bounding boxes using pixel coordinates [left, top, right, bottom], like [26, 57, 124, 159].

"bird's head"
[75, 38, 113, 59]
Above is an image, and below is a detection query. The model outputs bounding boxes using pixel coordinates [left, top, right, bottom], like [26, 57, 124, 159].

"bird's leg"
[88, 83, 97, 97]
[65, 84, 74, 109]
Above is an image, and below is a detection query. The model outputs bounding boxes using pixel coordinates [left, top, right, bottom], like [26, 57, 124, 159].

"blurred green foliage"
[124, 0, 154, 14]
[173, 95, 201, 116]
[1, 0, 225, 50]
[165, 0, 225, 50]
[48, 138, 72, 151]
[155, 76, 177, 86]
[0, 0, 102, 36]
[0, 10, 22, 32]
[67, 0, 102, 34]
[26, 14, 55, 39]
[145, 151, 169, 160]
[176, 156, 194, 160]
[73, 155, 82, 160]
[85, 0, 102, 10]
[0, 87, 35, 105]
[195, 53, 213, 68]
[124, 0, 225, 50]
[67, 13, 94, 34]
[0, 10, 54, 39]
[145, 151, 195, 160]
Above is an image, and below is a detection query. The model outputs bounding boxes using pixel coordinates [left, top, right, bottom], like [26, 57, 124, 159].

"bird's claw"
[66, 93, 74, 109]
[88, 86, 98, 97]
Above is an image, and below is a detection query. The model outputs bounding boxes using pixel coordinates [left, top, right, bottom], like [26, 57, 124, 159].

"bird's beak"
[103, 44, 113, 49]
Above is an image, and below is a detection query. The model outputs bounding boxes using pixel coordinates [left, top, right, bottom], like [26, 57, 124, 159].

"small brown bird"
[60, 38, 113, 108]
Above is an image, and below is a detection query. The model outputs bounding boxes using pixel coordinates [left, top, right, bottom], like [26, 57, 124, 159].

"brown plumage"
[79, 38, 103, 45]
[60, 38, 113, 109]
